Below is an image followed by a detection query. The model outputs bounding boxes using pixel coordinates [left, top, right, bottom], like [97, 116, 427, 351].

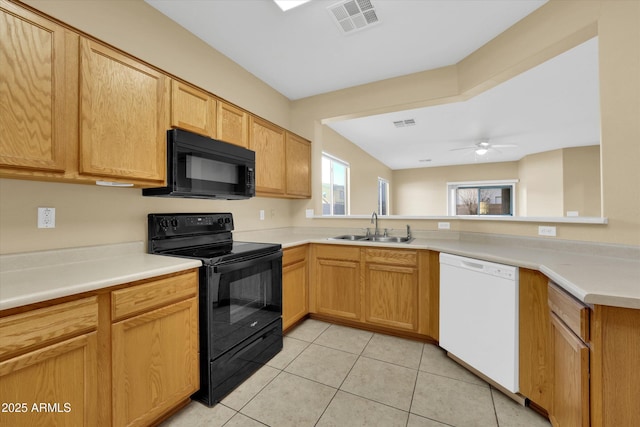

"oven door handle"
[214, 251, 282, 273]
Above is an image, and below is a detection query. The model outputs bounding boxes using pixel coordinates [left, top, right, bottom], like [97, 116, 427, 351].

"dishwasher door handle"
[460, 260, 486, 271]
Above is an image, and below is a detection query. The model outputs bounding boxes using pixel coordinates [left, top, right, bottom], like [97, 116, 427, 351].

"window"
[447, 180, 517, 216]
[378, 177, 389, 215]
[322, 153, 349, 215]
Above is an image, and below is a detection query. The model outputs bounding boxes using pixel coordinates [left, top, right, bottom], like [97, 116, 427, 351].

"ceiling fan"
[449, 140, 518, 156]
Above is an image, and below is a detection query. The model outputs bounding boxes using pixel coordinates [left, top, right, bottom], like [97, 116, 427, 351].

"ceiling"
[146, 0, 600, 170]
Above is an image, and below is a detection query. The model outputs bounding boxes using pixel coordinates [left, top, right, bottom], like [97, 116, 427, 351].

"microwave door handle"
[214, 251, 282, 274]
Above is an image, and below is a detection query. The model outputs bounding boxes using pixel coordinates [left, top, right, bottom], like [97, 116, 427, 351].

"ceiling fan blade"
[490, 144, 518, 148]
[449, 146, 476, 151]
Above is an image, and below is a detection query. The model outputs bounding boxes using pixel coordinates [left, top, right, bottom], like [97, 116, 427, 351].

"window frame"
[321, 152, 350, 216]
[447, 179, 518, 217]
[377, 177, 390, 216]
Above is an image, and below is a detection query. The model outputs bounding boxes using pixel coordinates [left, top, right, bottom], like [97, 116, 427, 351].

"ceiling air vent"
[328, 0, 380, 35]
[393, 119, 416, 128]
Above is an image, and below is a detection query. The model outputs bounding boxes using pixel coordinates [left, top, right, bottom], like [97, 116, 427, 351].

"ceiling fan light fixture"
[475, 148, 489, 156]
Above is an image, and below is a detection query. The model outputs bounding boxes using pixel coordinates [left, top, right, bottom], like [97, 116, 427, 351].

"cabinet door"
[519, 268, 552, 409]
[112, 297, 199, 427]
[283, 259, 308, 330]
[549, 313, 589, 427]
[171, 80, 216, 137]
[79, 38, 168, 184]
[0, 1, 74, 173]
[285, 132, 311, 198]
[249, 116, 285, 195]
[0, 333, 98, 427]
[217, 100, 249, 148]
[315, 258, 361, 320]
[365, 263, 418, 331]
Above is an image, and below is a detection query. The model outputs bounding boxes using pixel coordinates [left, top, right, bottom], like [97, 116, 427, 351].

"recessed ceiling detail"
[328, 0, 380, 35]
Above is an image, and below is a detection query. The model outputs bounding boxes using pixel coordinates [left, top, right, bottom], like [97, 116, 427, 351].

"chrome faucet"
[371, 211, 379, 237]
[406, 224, 412, 240]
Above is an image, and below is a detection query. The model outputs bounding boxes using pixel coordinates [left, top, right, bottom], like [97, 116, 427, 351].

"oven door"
[202, 250, 282, 359]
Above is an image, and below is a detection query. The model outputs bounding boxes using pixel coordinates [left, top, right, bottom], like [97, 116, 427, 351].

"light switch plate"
[305, 209, 314, 218]
[438, 222, 451, 230]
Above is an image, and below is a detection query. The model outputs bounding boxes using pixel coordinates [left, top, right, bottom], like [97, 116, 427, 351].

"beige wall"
[1, 0, 638, 253]
[393, 162, 519, 216]
[563, 145, 601, 217]
[321, 127, 392, 215]
[291, 0, 640, 245]
[0, 0, 297, 254]
[518, 150, 564, 217]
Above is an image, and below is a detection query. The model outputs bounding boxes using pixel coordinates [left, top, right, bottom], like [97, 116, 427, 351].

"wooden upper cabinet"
[285, 132, 311, 198]
[171, 80, 216, 137]
[0, 0, 76, 174]
[249, 115, 286, 195]
[217, 100, 249, 148]
[79, 38, 168, 184]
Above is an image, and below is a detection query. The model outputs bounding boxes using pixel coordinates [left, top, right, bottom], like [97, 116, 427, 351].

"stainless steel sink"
[329, 234, 368, 241]
[329, 234, 414, 243]
[368, 236, 414, 243]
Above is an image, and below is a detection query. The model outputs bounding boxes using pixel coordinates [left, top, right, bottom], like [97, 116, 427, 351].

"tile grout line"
[312, 326, 376, 426]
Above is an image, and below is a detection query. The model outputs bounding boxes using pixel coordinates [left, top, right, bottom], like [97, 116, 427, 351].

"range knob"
[159, 218, 170, 229]
[171, 218, 179, 228]
[217, 217, 225, 225]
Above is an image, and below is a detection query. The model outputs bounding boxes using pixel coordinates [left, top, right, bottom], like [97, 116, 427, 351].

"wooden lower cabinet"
[549, 312, 589, 427]
[313, 245, 361, 321]
[310, 244, 436, 338]
[364, 248, 419, 332]
[0, 270, 199, 427]
[590, 305, 640, 427]
[111, 270, 199, 427]
[0, 297, 99, 427]
[112, 297, 199, 427]
[282, 245, 309, 330]
[519, 268, 552, 410]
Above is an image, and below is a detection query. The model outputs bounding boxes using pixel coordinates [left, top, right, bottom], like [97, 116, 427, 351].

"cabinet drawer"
[365, 248, 417, 266]
[112, 270, 198, 321]
[0, 296, 98, 359]
[283, 245, 308, 266]
[315, 244, 360, 261]
[548, 282, 589, 342]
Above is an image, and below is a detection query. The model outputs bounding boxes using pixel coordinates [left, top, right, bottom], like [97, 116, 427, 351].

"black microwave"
[143, 129, 255, 199]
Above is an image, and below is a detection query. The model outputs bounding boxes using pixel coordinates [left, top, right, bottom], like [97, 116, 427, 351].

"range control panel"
[148, 213, 234, 238]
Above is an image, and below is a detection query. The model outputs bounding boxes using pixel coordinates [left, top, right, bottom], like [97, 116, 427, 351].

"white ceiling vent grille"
[328, 0, 380, 35]
[393, 119, 416, 128]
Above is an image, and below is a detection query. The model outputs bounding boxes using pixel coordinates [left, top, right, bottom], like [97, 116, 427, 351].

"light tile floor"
[161, 319, 551, 427]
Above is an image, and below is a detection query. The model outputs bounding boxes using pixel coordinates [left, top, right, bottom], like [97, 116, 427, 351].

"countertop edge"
[276, 236, 640, 310]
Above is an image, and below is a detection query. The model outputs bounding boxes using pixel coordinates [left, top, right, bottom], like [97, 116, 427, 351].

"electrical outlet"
[438, 222, 451, 230]
[305, 209, 314, 218]
[259, 210, 265, 220]
[538, 226, 556, 237]
[37, 207, 56, 228]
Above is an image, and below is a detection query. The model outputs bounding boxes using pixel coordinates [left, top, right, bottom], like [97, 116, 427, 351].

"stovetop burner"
[148, 213, 281, 265]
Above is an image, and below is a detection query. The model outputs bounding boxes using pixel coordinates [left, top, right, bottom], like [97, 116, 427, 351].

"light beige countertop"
[235, 227, 640, 310]
[2, 230, 638, 311]
[0, 242, 201, 311]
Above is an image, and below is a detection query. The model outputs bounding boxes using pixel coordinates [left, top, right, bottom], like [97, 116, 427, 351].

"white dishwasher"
[439, 253, 519, 393]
